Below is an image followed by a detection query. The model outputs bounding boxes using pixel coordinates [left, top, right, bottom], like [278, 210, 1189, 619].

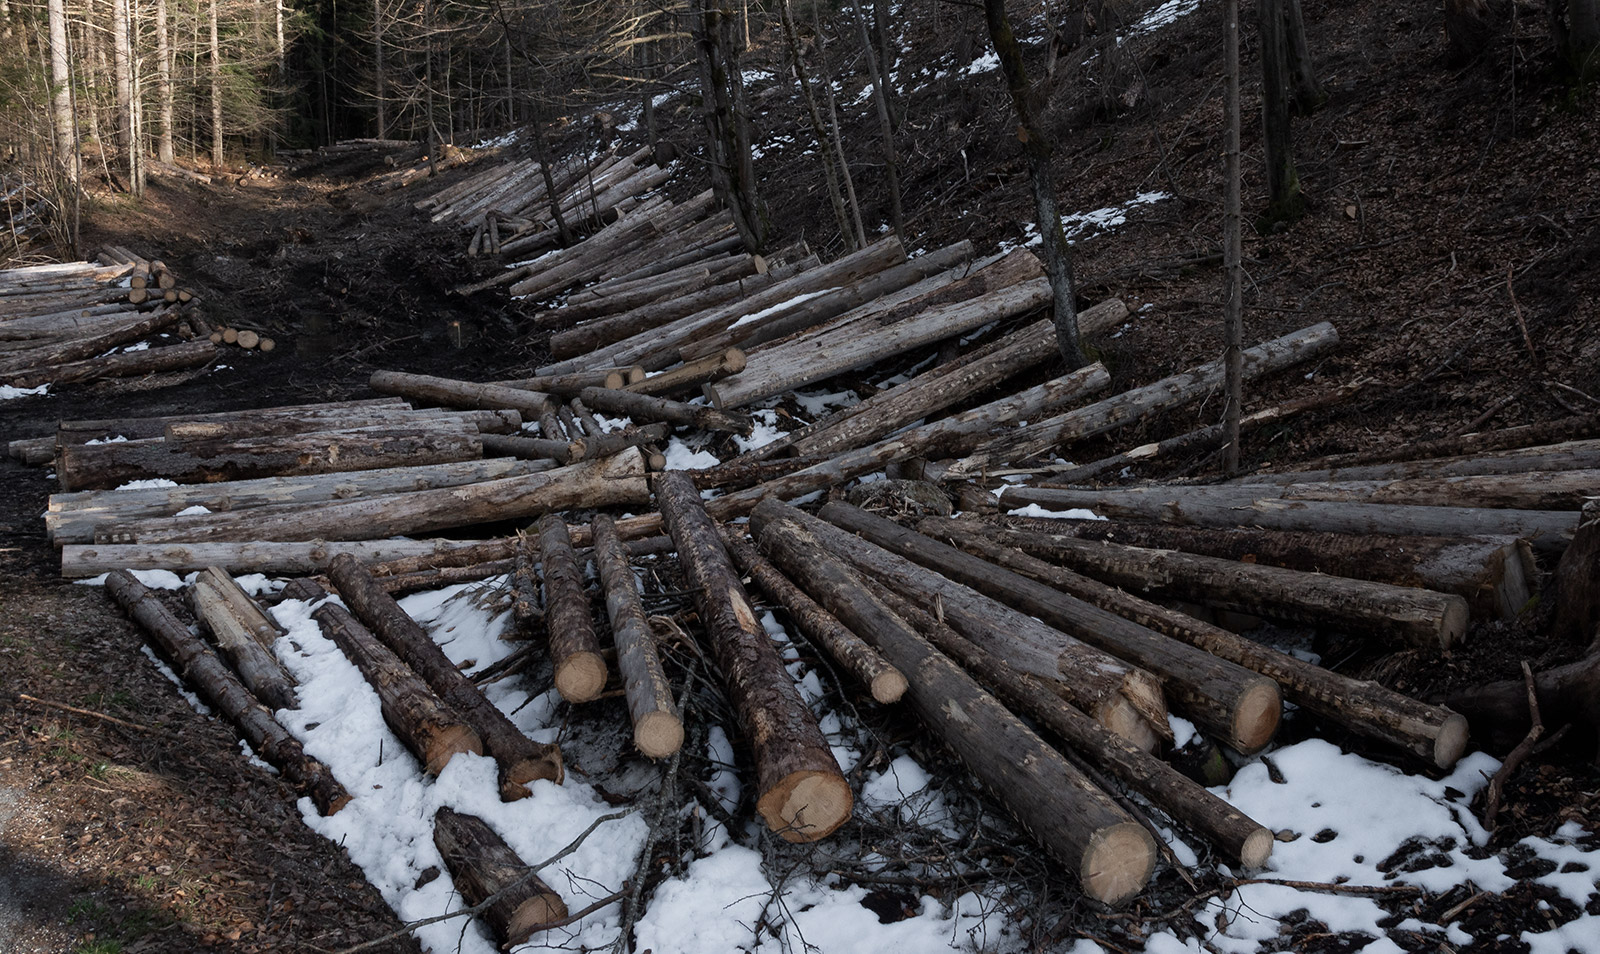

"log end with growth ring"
[1436, 597, 1471, 650]
[554, 651, 607, 703]
[423, 725, 485, 776]
[1237, 826, 1275, 870]
[1432, 712, 1470, 769]
[1081, 822, 1158, 907]
[1231, 678, 1285, 754]
[505, 891, 569, 946]
[634, 710, 686, 760]
[501, 750, 567, 800]
[870, 669, 909, 705]
[757, 770, 854, 843]
[1100, 696, 1163, 754]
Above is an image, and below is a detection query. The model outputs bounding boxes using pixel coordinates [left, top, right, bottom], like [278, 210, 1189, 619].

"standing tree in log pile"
[981, 0, 1088, 370]
[689, 0, 767, 253]
[1223, 0, 1245, 473]
[1257, 0, 1323, 227]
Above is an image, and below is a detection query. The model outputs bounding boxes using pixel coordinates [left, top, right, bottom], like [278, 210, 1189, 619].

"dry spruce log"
[163, 408, 522, 442]
[189, 569, 299, 711]
[592, 514, 683, 757]
[750, 500, 1170, 751]
[577, 386, 754, 436]
[1552, 500, 1600, 642]
[655, 472, 852, 841]
[721, 530, 907, 704]
[535, 514, 608, 703]
[1225, 439, 1600, 486]
[820, 503, 1282, 753]
[324, 556, 566, 796]
[753, 514, 1156, 903]
[53, 397, 409, 444]
[368, 370, 553, 418]
[624, 348, 747, 399]
[105, 571, 351, 814]
[923, 519, 1470, 767]
[987, 517, 1535, 621]
[1290, 411, 1600, 472]
[4, 338, 216, 390]
[432, 807, 568, 948]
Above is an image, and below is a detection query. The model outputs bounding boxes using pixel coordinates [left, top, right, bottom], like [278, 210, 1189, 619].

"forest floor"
[3, 0, 1600, 951]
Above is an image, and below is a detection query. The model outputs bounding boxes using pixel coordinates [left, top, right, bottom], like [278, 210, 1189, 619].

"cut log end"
[870, 669, 909, 705]
[424, 724, 484, 776]
[507, 893, 570, 945]
[603, 371, 626, 389]
[758, 770, 854, 843]
[1438, 598, 1471, 650]
[1433, 712, 1470, 769]
[1238, 826, 1275, 870]
[634, 710, 686, 760]
[1100, 695, 1163, 754]
[1081, 822, 1158, 907]
[501, 749, 566, 799]
[554, 651, 607, 703]
[1231, 678, 1284, 755]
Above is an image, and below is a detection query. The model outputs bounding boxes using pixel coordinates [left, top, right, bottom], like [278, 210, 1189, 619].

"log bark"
[871, 581, 1271, 869]
[491, 367, 640, 396]
[819, 503, 1281, 752]
[96, 448, 650, 545]
[53, 398, 409, 444]
[933, 322, 1341, 479]
[48, 457, 553, 546]
[431, 807, 568, 948]
[1231, 439, 1600, 485]
[62, 539, 507, 579]
[4, 339, 216, 390]
[0, 308, 184, 376]
[750, 500, 1169, 750]
[1000, 486, 1580, 557]
[104, 571, 351, 815]
[655, 472, 851, 841]
[479, 433, 582, 464]
[279, 578, 483, 776]
[323, 556, 566, 795]
[1553, 501, 1600, 643]
[1289, 412, 1600, 472]
[189, 568, 299, 711]
[1246, 469, 1600, 512]
[752, 515, 1153, 901]
[1447, 652, 1600, 754]
[56, 422, 484, 493]
[592, 515, 682, 757]
[986, 517, 1534, 620]
[625, 349, 747, 399]
[577, 386, 753, 435]
[919, 517, 1471, 767]
[951, 523, 1471, 649]
[368, 370, 552, 418]
[535, 515, 608, 704]
[164, 408, 522, 442]
[721, 530, 906, 703]
[572, 422, 673, 465]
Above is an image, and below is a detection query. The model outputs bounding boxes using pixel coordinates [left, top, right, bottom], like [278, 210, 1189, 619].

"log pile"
[1, 248, 215, 391]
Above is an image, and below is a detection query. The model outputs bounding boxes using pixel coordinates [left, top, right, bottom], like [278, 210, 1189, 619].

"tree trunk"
[778, 0, 855, 248]
[933, 322, 1339, 480]
[189, 568, 299, 711]
[97, 447, 650, 545]
[210, 0, 223, 167]
[821, 503, 1281, 753]
[62, 539, 510, 579]
[112, 0, 133, 153]
[164, 408, 521, 443]
[755, 510, 1154, 903]
[752, 500, 1169, 750]
[431, 808, 567, 948]
[854, 0, 904, 239]
[1283, 0, 1325, 111]
[624, 349, 747, 399]
[367, 370, 553, 418]
[1257, 0, 1303, 225]
[984, 0, 1087, 368]
[323, 556, 566, 795]
[576, 386, 752, 435]
[870, 577, 1271, 869]
[655, 472, 851, 842]
[689, 0, 765, 252]
[105, 571, 351, 815]
[592, 515, 682, 757]
[1447, 651, 1600, 753]
[987, 516, 1535, 620]
[923, 518, 1470, 768]
[721, 530, 906, 704]
[534, 514, 607, 704]
[1444, 0, 1499, 65]
[48, 0, 76, 181]
[1552, 500, 1600, 643]
[1223, 0, 1244, 473]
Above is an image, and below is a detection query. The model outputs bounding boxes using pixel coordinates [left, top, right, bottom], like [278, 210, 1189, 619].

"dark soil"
[4, 1, 1599, 950]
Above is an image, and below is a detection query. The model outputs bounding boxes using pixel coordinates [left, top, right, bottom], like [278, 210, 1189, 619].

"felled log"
[54, 397, 409, 444]
[721, 531, 906, 704]
[492, 367, 643, 395]
[0, 308, 184, 376]
[432, 808, 568, 948]
[932, 322, 1341, 479]
[1446, 650, 1600, 753]
[1235, 469, 1600, 512]
[4, 339, 215, 390]
[986, 517, 1534, 620]
[535, 515, 607, 703]
[577, 386, 753, 436]
[954, 523, 1471, 648]
[752, 513, 1154, 902]
[189, 568, 298, 711]
[479, 432, 582, 464]
[571, 421, 672, 461]
[751, 500, 1169, 750]
[819, 504, 1280, 752]
[1001, 486, 1580, 556]
[625, 349, 747, 399]
[282, 578, 482, 776]
[870, 582, 1270, 869]
[1552, 501, 1600, 643]
[105, 571, 351, 815]
[325, 556, 566, 795]
[163, 408, 521, 442]
[56, 422, 484, 493]
[62, 539, 506, 579]
[1291, 411, 1600, 472]
[47, 457, 553, 546]
[96, 447, 650, 545]
[592, 515, 682, 757]
[655, 472, 852, 841]
[368, 370, 552, 418]
[920, 518, 1472, 767]
[1229, 439, 1600, 485]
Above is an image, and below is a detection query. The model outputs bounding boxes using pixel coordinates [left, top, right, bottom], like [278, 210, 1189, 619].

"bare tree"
[48, 0, 78, 180]
[689, 0, 765, 252]
[1223, 0, 1244, 473]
